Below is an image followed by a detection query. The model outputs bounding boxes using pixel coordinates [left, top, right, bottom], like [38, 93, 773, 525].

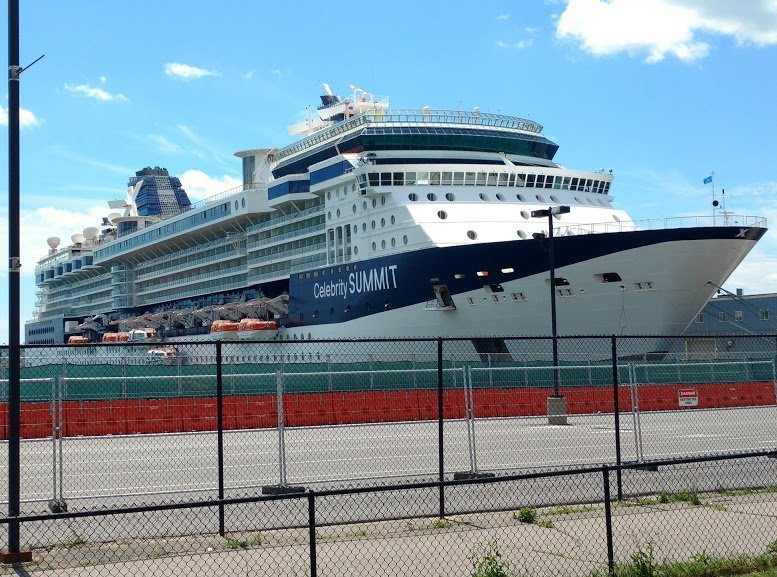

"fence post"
[437, 337, 445, 518]
[308, 491, 317, 577]
[610, 336, 623, 500]
[216, 342, 225, 536]
[603, 466, 615, 575]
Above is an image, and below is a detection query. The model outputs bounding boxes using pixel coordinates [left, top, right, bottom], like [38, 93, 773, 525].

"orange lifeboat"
[67, 335, 90, 345]
[239, 319, 278, 331]
[117, 332, 130, 342]
[210, 320, 240, 333]
[101, 333, 119, 342]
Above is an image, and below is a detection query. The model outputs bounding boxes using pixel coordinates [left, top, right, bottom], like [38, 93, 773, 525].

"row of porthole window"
[328, 196, 388, 221]
[371, 235, 409, 251]
[233, 197, 246, 210]
[326, 184, 358, 201]
[409, 191, 609, 207]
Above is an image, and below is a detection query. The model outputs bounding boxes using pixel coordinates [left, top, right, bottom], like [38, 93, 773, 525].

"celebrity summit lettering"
[313, 265, 398, 300]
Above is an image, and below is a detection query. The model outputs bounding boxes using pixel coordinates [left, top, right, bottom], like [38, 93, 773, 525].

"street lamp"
[531, 205, 570, 425]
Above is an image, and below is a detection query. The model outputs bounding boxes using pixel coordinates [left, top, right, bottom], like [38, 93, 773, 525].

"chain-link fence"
[2, 336, 776, 512]
[1, 451, 775, 575]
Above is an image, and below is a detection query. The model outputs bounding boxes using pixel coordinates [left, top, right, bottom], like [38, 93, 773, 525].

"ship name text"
[313, 265, 398, 300]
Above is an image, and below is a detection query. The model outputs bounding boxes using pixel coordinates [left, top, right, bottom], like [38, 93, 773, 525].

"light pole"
[531, 205, 570, 425]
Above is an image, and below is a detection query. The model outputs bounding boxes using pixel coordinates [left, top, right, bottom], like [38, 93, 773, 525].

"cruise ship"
[26, 85, 766, 356]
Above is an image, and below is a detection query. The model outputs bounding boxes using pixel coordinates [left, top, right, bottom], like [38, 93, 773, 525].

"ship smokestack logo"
[314, 265, 398, 300]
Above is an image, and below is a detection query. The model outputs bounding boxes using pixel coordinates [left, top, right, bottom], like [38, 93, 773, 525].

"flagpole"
[711, 171, 716, 225]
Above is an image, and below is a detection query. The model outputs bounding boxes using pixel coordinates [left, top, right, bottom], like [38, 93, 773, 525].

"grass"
[590, 540, 777, 577]
[224, 532, 262, 549]
[621, 489, 706, 508]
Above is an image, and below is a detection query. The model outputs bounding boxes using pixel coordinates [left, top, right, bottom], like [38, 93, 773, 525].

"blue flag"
[703, 175, 713, 185]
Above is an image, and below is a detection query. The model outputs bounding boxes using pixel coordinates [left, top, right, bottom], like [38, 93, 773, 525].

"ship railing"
[559, 215, 766, 236]
[183, 181, 266, 212]
[274, 109, 543, 162]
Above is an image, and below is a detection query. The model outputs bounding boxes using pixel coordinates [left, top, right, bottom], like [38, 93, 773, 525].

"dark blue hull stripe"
[285, 226, 766, 328]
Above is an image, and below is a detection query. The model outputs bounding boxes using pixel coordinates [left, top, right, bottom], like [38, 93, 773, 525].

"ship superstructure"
[26, 85, 766, 352]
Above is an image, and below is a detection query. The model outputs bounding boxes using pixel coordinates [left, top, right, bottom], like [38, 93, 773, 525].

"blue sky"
[1, 0, 777, 342]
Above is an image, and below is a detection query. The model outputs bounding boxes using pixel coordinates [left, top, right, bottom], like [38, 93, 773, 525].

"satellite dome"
[71, 233, 85, 244]
[46, 236, 61, 249]
[83, 227, 99, 240]
[108, 212, 121, 222]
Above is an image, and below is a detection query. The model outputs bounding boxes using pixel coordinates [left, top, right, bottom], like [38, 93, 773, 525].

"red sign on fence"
[678, 388, 699, 407]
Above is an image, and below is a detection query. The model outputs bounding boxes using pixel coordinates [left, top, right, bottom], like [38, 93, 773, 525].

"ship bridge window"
[406, 172, 417, 185]
[417, 171, 429, 185]
[545, 176, 554, 189]
[595, 272, 622, 283]
[476, 172, 487, 186]
[430, 172, 441, 185]
[465, 172, 476, 185]
[570, 177, 580, 191]
[508, 174, 516, 186]
[487, 172, 498, 186]
[562, 177, 571, 190]
[526, 174, 536, 187]
[380, 172, 392, 185]
[498, 173, 509, 186]
[553, 178, 562, 190]
[536, 175, 545, 188]
[453, 172, 464, 185]
[393, 172, 404, 185]
[516, 174, 526, 186]
[368, 173, 379, 186]
[441, 172, 452, 185]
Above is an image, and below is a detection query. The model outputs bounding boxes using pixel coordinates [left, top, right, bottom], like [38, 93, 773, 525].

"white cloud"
[497, 14, 510, 20]
[179, 169, 241, 202]
[0, 104, 43, 128]
[99, 76, 107, 84]
[497, 39, 534, 49]
[243, 70, 255, 80]
[64, 83, 128, 101]
[164, 62, 219, 80]
[271, 69, 282, 78]
[555, 0, 777, 63]
[148, 134, 183, 155]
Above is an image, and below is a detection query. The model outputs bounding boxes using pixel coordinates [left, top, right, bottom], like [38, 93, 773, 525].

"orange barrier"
[63, 400, 128, 437]
[2, 381, 774, 440]
[20, 402, 53, 439]
[0, 402, 6, 439]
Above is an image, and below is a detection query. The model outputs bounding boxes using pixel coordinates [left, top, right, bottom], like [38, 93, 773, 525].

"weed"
[658, 491, 670, 504]
[432, 518, 452, 529]
[149, 547, 169, 559]
[55, 532, 86, 549]
[225, 533, 262, 549]
[470, 539, 514, 577]
[547, 504, 598, 516]
[515, 507, 536, 524]
[672, 489, 702, 506]
[536, 520, 555, 529]
[346, 529, 368, 539]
